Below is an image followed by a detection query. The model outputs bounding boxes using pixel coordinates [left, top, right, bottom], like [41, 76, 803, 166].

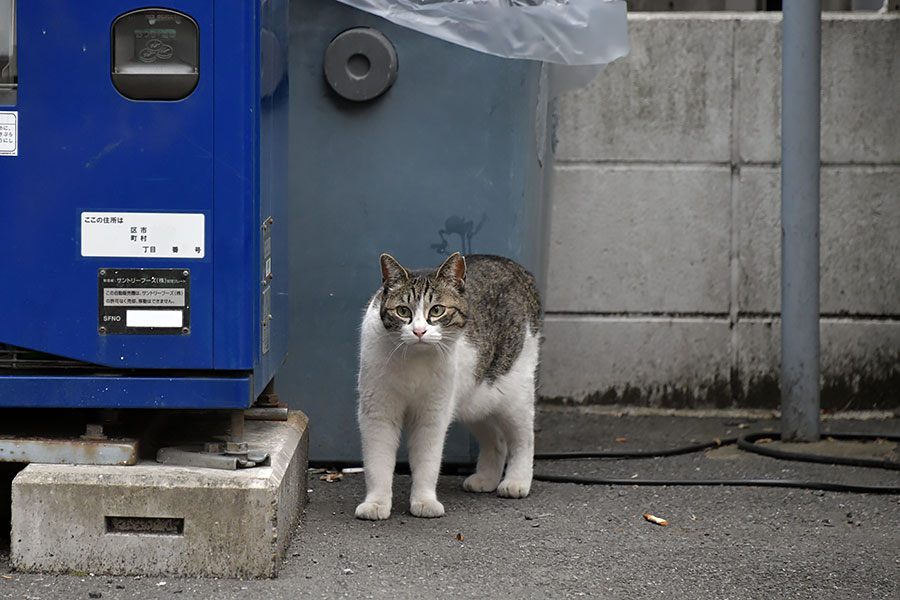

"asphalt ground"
[2, 408, 899, 599]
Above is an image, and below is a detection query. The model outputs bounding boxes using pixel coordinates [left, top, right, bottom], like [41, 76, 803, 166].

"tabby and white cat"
[356, 252, 541, 520]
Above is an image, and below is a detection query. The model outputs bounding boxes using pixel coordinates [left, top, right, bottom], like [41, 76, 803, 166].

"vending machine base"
[10, 411, 309, 579]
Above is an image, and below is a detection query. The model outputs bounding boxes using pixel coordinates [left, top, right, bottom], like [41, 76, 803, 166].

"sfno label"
[98, 268, 191, 335]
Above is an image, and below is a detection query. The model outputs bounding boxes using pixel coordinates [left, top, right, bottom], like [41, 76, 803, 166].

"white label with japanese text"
[0, 112, 17, 156]
[103, 288, 186, 307]
[81, 212, 205, 258]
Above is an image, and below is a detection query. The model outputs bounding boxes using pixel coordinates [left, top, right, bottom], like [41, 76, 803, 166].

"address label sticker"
[81, 212, 205, 258]
[0, 112, 17, 157]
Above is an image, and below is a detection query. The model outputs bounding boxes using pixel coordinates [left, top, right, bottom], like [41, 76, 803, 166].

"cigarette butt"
[643, 513, 668, 526]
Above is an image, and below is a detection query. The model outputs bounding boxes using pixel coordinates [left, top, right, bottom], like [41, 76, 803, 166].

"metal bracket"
[156, 444, 270, 470]
[0, 435, 138, 465]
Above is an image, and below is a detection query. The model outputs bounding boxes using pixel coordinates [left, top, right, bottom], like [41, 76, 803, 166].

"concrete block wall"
[539, 13, 900, 410]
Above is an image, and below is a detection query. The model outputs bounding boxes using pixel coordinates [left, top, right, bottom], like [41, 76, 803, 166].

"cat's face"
[378, 253, 468, 349]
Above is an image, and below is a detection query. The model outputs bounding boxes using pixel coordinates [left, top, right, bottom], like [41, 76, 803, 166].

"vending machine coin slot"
[111, 8, 199, 101]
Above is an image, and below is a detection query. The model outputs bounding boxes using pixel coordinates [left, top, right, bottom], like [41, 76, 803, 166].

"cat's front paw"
[462, 472, 500, 493]
[355, 501, 392, 521]
[410, 498, 445, 518]
[497, 478, 531, 499]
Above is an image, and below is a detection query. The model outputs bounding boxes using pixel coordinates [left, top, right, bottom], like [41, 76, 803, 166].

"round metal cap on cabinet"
[324, 27, 398, 102]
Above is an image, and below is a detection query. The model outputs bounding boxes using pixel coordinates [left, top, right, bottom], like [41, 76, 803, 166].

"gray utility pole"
[780, 1, 822, 442]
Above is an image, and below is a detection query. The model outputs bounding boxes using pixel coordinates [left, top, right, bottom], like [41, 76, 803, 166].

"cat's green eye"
[429, 305, 446, 318]
[395, 306, 412, 319]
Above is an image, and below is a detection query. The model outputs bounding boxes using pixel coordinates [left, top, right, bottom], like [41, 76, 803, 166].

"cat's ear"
[380, 253, 410, 286]
[435, 252, 466, 291]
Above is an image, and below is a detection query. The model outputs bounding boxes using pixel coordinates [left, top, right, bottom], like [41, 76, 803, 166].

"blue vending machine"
[0, 1, 289, 412]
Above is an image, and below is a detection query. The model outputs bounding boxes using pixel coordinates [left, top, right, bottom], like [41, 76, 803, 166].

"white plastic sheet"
[333, 0, 629, 66]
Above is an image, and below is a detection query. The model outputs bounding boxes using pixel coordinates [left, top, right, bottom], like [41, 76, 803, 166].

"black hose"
[736, 432, 900, 471]
[533, 431, 900, 494]
[532, 474, 900, 494]
[534, 438, 737, 460]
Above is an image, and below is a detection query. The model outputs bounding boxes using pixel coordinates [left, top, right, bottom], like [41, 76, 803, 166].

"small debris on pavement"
[615, 437, 628, 443]
[320, 472, 343, 483]
[341, 467, 364, 474]
[456, 533, 464, 541]
[643, 513, 668, 526]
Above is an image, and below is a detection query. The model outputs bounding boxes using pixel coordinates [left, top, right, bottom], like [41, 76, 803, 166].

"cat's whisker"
[435, 341, 452, 360]
[384, 340, 406, 366]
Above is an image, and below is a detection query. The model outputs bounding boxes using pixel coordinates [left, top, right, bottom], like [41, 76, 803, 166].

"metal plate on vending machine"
[98, 268, 190, 335]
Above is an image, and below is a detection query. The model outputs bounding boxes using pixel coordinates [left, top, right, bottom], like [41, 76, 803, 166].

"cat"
[355, 252, 542, 520]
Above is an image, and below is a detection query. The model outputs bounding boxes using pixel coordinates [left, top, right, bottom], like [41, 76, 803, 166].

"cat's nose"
[413, 329, 426, 339]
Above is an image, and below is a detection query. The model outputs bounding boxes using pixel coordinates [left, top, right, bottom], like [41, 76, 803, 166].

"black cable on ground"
[533, 431, 900, 494]
[531, 473, 900, 494]
[534, 438, 738, 460]
[736, 432, 900, 471]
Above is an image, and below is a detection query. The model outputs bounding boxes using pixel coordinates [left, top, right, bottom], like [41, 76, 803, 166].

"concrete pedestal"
[11, 411, 309, 578]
